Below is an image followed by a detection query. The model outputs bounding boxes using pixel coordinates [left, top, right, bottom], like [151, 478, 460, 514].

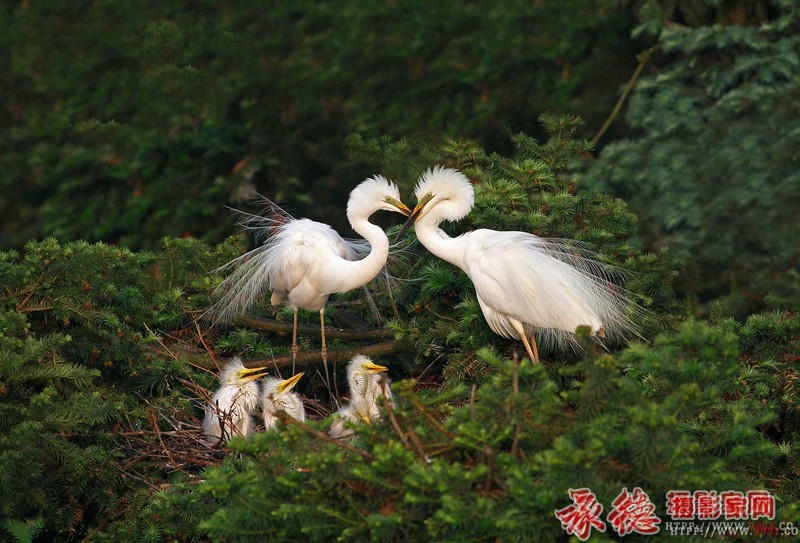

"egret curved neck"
[334, 217, 390, 292]
[414, 220, 466, 270]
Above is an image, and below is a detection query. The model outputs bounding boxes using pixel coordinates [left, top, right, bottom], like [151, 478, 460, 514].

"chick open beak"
[238, 366, 269, 383]
[395, 193, 433, 241]
[363, 362, 389, 374]
[385, 196, 412, 217]
[277, 372, 304, 394]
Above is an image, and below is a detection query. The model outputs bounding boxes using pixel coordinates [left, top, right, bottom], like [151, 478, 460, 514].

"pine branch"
[233, 315, 394, 340]
[510, 356, 523, 459]
[410, 396, 456, 439]
[245, 340, 411, 370]
[155, 340, 412, 371]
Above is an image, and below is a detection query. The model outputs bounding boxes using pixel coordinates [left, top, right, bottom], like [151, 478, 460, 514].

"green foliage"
[1, 4, 797, 539]
[1, 125, 798, 541]
[198, 316, 800, 541]
[0, 306, 116, 538]
[586, 2, 800, 314]
[0, 237, 233, 541]
[0, 0, 639, 250]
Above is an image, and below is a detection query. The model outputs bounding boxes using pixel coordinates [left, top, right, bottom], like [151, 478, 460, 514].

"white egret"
[398, 166, 635, 363]
[203, 358, 267, 445]
[261, 372, 306, 430]
[328, 355, 393, 439]
[209, 176, 411, 379]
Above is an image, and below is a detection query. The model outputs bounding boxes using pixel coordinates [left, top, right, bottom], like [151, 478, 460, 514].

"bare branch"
[383, 399, 411, 449]
[591, 45, 659, 147]
[244, 340, 410, 370]
[233, 315, 394, 340]
[155, 340, 411, 371]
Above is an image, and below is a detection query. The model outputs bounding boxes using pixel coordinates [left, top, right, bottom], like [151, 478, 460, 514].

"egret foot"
[520, 333, 541, 364]
[511, 318, 540, 364]
[320, 308, 334, 405]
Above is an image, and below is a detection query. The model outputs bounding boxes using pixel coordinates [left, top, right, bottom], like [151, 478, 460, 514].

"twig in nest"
[383, 399, 411, 449]
[194, 318, 220, 371]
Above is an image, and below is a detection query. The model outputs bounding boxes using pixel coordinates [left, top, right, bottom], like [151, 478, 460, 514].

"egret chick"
[209, 176, 411, 381]
[261, 372, 306, 430]
[203, 358, 267, 445]
[328, 355, 393, 439]
[328, 396, 372, 440]
[346, 354, 394, 420]
[398, 166, 635, 363]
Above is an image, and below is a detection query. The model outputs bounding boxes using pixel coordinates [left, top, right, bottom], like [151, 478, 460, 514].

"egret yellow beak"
[276, 372, 304, 394]
[395, 193, 433, 240]
[237, 366, 268, 383]
[357, 411, 372, 425]
[385, 196, 412, 217]
[362, 362, 389, 374]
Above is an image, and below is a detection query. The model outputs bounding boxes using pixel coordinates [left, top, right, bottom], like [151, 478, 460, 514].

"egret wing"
[464, 230, 631, 346]
[210, 215, 354, 322]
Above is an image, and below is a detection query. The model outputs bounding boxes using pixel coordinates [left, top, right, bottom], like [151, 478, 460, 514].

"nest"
[112, 400, 226, 489]
[110, 370, 342, 491]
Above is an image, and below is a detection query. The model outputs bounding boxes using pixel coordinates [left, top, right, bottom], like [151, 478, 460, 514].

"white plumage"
[399, 166, 635, 362]
[346, 354, 394, 420]
[329, 355, 393, 439]
[208, 176, 411, 371]
[328, 397, 372, 440]
[261, 373, 306, 430]
[203, 358, 267, 445]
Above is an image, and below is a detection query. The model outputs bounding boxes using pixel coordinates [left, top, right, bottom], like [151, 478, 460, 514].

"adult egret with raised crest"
[208, 176, 411, 381]
[397, 166, 635, 363]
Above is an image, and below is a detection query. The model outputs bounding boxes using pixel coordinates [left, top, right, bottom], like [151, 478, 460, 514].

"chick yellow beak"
[362, 362, 389, 374]
[277, 372, 304, 394]
[238, 366, 268, 383]
[395, 193, 433, 241]
[358, 411, 372, 425]
[385, 196, 412, 217]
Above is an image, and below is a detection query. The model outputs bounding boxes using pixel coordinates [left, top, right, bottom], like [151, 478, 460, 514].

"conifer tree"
[0, 238, 232, 541]
[0, 1, 638, 250]
[1, 125, 798, 542]
[194, 122, 798, 541]
[585, 0, 800, 314]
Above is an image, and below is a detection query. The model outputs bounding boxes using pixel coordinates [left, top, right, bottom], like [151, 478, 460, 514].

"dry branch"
[245, 340, 411, 370]
[152, 339, 412, 371]
[591, 45, 659, 147]
[233, 315, 394, 340]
